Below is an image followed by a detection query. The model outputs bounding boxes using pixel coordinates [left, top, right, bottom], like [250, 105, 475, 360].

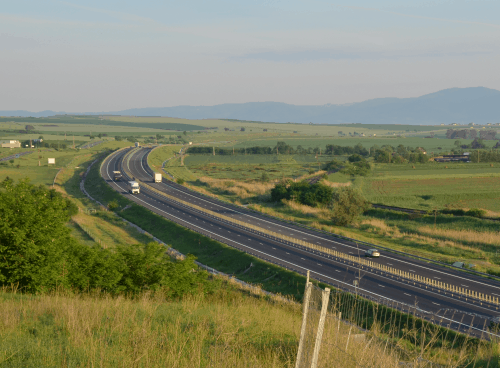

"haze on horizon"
[1, 0, 499, 112]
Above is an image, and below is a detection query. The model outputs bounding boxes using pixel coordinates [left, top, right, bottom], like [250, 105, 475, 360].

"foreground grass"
[0, 287, 300, 368]
[2, 286, 495, 368]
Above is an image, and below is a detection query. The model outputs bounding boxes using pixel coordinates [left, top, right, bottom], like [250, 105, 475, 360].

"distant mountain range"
[2, 87, 499, 125]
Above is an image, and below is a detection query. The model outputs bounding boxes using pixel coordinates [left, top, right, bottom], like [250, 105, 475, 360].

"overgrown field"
[0, 288, 301, 368]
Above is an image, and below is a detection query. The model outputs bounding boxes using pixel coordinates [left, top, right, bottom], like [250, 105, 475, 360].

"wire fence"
[295, 275, 499, 368]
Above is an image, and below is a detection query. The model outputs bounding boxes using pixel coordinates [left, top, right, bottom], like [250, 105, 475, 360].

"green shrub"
[108, 200, 119, 210]
[465, 208, 486, 218]
[330, 187, 370, 226]
[176, 178, 185, 185]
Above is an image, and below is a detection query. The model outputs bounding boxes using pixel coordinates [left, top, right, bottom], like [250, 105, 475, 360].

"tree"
[348, 154, 363, 163]
[329, 187, 369, 226]
[260, 172, 270, 182]
[374, 149, 390, 163]
[183, 131, 187, 136]
[115, 136, 123, 141]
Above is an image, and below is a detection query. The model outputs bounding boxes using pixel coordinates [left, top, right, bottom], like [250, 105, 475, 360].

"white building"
[1, 140, 21, 148]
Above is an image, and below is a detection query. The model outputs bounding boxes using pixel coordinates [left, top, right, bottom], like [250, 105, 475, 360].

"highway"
[100, 147, 500, 339]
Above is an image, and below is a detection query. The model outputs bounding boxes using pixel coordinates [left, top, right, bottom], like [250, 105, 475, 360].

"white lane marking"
[336, 270, 341, 272]
[286, 252, 290, 254]
[378, 285, 385, 287]
[387, 263, 393, 265]
[462, 285, 469, 287]
[272, 247, 276, 250]
[492, 293, 500, 296]
[317, 263, 322, 266]
[301, 258, 305, 260]
[404, 293, 411, 296]
[434, 277, 440, 279]
[432, 302, 440, 306]
[260, 243, 263, 245]
[410, 270, 415, 272]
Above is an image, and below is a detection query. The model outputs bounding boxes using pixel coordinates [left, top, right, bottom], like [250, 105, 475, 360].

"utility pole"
[213, 146, 215, 156]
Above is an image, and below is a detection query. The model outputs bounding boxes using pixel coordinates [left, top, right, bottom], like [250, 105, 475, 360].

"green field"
[184, 154, 332, 181]
[0, 141, 131, 186]
[357, 162, 500, 212]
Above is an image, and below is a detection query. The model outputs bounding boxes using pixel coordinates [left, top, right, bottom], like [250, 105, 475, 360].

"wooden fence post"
[311, 288, 331, 368]
[295, 282, 312, 368]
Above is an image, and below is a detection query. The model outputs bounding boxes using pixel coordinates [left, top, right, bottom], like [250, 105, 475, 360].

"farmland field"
[0, 141, 131, 186]
[184, 154, 332, 181]
[359, 162, 500, 212]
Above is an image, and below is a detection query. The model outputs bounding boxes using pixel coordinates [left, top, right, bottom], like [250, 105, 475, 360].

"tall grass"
[0, 286, 300, 368]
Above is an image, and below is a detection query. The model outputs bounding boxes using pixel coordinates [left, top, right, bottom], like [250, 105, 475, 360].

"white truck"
[154, 173, 162, 183]
[128, 181, 140, 194]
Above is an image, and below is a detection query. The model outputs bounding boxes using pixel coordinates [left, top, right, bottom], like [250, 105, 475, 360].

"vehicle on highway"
[154, 172, 162, 183]
[365, 249, 380, 257]
[113, 171, 122, 181]
[128, 181, 140, 194]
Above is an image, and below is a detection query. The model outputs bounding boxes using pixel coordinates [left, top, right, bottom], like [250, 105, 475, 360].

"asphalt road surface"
[101, 147, 500, 339]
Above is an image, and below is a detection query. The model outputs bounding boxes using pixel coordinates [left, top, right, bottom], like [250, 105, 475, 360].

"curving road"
[101, 147, 500, 339]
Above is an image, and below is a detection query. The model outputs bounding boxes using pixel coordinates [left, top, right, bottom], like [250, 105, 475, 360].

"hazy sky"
[1, 0, 499, 111]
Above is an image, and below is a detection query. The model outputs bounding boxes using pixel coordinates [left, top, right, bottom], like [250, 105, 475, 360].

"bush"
[440, 209, 466, 216]
[330, 187, 370, 226]
[465, 208, 486, 218]
[176, 178, 185, 185]
[270, 181, 333, 207]
[108, 200, 119, 210]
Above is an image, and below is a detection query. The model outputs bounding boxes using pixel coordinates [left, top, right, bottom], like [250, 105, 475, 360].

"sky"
[1, 0, 499, 111]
